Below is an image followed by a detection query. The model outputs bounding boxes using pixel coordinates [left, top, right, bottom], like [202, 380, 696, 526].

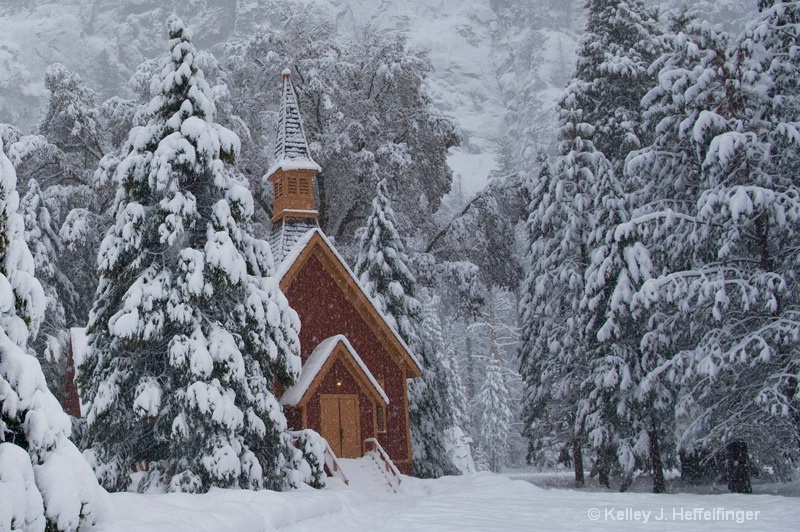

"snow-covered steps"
[339, 452, 401, 494]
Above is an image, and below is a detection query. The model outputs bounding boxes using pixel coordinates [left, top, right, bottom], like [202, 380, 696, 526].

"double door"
[320, 395, 360, 458]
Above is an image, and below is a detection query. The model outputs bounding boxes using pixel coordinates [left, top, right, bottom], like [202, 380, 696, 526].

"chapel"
[267, 69, 421, 474]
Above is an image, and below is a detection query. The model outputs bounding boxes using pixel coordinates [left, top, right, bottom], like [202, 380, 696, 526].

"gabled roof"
[267, 69, 321, 177]
[275, 228, 422, 377]
[281, 335, 389, 407]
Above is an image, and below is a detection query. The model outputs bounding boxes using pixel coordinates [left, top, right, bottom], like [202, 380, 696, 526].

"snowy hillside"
[0, 0, 756, 195]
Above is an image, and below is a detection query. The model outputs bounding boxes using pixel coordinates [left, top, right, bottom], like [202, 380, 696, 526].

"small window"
[376, 405, 386, 433]
[376, 377, 387, 433]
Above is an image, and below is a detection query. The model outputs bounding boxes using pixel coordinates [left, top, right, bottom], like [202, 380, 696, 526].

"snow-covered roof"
[274, 228, 423, 375]
[281, 335, 389, 406]
[267, 70, 321, 177]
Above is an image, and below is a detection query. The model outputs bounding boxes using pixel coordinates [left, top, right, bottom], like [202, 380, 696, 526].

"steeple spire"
[270, 69, 320, 174]
[267, 68, 321, 261]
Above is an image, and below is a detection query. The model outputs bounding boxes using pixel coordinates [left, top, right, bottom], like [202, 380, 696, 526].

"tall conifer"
[79, 16, 302, 493]
[1, 139, 107, 531]
[355, 179, 458, 478]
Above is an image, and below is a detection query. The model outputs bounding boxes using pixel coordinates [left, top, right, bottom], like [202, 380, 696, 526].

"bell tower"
[267, 68, 321, 261]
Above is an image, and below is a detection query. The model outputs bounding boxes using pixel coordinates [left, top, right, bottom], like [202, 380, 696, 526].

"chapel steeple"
[267, 68, 321, 261]
[267, 68, 321, 223]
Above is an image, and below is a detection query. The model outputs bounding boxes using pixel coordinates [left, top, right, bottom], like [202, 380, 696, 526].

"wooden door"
[320, 396, 341, 455]
[319, 395, 360, 458]
[338, 396, 360, 457]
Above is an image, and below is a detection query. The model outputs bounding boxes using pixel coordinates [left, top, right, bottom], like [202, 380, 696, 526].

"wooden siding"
[284, 253, 412, 471]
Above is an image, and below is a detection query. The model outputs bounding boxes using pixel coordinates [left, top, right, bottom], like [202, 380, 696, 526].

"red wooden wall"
[284, 253, 412, 472]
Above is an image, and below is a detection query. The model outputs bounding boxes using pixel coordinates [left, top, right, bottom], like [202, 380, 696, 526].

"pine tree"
[471, 287, 517, 473]
[750, 1, 800, 184]
[79, 16, 302, 493]
[475, 356, 513, 473]
[615, 12, 737, 491]
[356, 180, 422, 345]
[521, 0, 664, 491]
[625, 5, 800, 490]
[519, 81, 613, 486]
[418, 290, 474, 470]
[0, 139, 107, 531]
[355, 179, 458, 478]
[19, 179, 73, 402]
[680, 0, 800, 488]
[573, 0, 664, 174]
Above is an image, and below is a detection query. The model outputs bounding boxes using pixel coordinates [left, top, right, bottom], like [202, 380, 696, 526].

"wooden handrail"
[364, 437, 402, 488]
[287, 430, 349, 486]
[322, 440, 349, 486]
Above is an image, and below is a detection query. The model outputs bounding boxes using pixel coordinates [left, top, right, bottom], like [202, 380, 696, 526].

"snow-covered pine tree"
[572, 0, 664, 174]
[475, 355, 513, 474]
[355, 179, 458, 478]
[519, 153, 572, 475]
[471, 286, 517, 474]
[518, 77, 614, 486]
[683, 0, 800, 489]
[574, 149, 653, 492]
[537, 0, 669, 492]
[356, 179, 422, 347]
[745, 1, 800, 466]
[612, 12, 738, 491]
[520, 5, 661, 482]
[579, 221, 671, 492]
[419, 292, 462, 425]
[19, 179, 72, 402]
[750, 0, 800, 185]
[79, 16, 302, 493]
[627, 5, 800, 491]
[0, 139, 107, 531]
[571, 6, 680, 488]
[418, 290, 473, 469]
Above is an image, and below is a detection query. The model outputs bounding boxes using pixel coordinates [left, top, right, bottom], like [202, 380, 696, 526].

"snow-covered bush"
[285, 430, 327, 489]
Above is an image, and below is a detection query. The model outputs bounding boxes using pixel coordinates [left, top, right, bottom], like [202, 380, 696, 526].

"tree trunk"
[649, 427, 666, 493]
[598, 461, 610, 489]
[726, 441, 752, 494]
[573, 438, 584, 487]
[465, 334, 476, 398]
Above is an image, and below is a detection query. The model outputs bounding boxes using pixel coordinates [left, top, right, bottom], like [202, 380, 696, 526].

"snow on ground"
[101, 469, 800, 531]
